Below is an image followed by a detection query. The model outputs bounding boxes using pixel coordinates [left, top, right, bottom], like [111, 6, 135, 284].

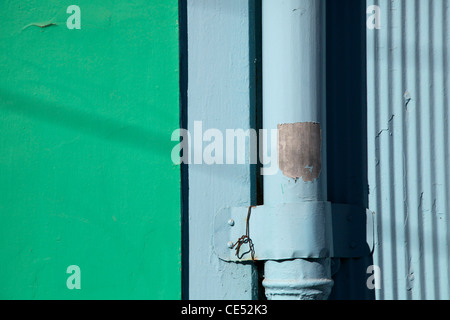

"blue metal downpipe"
[261, 0, 333, 300]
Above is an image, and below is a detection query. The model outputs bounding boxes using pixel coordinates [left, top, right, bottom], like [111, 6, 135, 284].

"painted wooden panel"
[0, 0, 181, 299]
[187, 0, 259, 299]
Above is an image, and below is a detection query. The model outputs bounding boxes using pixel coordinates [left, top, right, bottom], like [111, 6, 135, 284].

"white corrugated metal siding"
[367, 0, 450, 299]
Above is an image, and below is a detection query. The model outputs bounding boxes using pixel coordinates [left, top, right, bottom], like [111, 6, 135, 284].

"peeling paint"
[404, 90, 412, 110]
[375, 115, 395, 138]
[277, 122, 322, 182]
[22, 22, 58, 31]
[368, 0, 450, 300]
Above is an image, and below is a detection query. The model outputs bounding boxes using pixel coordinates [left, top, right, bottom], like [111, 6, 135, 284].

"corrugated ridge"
[367, 0, 450, 300]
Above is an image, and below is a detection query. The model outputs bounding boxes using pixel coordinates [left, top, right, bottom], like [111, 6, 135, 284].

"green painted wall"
[0, 0, 180, 299]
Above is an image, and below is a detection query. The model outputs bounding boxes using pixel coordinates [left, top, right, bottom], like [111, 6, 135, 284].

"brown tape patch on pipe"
[278, 122, 322, 182]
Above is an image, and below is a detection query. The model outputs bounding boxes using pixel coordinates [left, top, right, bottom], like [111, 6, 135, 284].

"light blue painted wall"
[367, 0, 450, 300]
[187, 0, 258, 299]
